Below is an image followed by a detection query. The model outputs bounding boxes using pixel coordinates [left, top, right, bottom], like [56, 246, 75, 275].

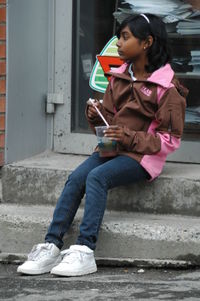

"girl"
[17, 13, 187, 277]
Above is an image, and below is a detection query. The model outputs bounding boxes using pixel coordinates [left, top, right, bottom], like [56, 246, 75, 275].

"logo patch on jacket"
[140, 86, 152, 97]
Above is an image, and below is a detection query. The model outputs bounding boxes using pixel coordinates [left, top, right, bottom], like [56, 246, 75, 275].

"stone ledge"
[1, 204, 200, 262]
[2, 151, 200, 216]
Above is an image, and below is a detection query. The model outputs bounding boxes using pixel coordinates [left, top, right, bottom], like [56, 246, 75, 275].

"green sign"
[89, 36, 119, 93]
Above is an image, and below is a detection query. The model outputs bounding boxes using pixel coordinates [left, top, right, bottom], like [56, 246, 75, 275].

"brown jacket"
[86, 63, 188, 180]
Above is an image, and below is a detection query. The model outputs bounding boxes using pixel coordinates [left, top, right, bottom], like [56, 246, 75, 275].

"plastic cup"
[95, 126, 117, 157]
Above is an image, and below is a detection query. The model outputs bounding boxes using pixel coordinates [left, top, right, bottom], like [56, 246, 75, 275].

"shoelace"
[28, 243, 51, 261]
[60, 249, 84, 263]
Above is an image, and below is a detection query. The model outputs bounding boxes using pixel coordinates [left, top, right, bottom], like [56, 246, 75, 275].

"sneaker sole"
[51, 265, 97, 277]
[17, 257, 62, 275]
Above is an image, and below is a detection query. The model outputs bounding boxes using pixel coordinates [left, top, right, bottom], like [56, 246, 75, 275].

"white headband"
[140, 14, 150, 24]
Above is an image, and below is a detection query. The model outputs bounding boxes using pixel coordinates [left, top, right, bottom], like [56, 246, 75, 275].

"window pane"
[72, 0, 200, 141]
[71, 0, 116, 133]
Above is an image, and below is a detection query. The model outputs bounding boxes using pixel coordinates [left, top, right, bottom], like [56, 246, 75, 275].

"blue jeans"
[45, 152, 149, 250]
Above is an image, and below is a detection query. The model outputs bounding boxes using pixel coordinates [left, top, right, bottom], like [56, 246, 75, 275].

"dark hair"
[116, 14, 172, 73]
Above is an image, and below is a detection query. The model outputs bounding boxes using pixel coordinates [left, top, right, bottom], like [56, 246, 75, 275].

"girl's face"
[116, 25, 147, 61]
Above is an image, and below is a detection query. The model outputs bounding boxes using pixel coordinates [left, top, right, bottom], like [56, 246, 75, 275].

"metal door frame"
[51, 0, 200, 163]
[51, 0, 96, 155]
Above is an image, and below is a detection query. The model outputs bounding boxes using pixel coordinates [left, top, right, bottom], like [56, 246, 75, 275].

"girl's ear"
[144, 35, 153, 50]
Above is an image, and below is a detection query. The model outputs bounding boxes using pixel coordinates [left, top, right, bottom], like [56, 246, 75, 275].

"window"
[72, 0, 116, 132]
[72, 0, 200, 141]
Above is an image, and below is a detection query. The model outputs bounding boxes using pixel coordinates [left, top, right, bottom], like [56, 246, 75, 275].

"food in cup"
[95, 125, 118, 157]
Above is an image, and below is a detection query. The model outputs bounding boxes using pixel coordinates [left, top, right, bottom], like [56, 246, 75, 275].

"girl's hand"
[87, 99, 102, 119]
[104, 125, 125, 143]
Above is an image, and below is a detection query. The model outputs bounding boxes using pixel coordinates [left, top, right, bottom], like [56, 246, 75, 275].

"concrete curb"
[2, 151, 200, 216]
[1, 204, 200, 263]
[0, 252, 194, 269]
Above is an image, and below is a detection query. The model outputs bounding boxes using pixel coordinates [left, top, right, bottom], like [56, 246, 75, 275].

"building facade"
[3, 0, 200, 164]
[0, 0, 6, 165]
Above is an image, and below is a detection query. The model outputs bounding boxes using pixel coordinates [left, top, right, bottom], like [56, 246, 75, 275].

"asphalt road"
[1, 264, 200, 300]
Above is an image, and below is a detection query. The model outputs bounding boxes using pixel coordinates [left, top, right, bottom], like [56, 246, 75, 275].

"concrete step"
[2, 151, 200, 216]
[1, 203, 200, 266]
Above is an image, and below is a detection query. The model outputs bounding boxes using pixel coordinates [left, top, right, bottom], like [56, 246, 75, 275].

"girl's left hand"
[104, 125, 125, 143]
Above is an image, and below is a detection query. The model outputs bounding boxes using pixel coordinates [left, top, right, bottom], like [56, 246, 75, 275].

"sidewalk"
[1, 264, 200, 301]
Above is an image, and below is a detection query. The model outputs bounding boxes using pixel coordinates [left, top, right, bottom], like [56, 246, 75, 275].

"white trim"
[5, 0, 9, 164]
[53, 0, 96, 154]
[47, 0, 55, 150]
[168, 140, 200, 163]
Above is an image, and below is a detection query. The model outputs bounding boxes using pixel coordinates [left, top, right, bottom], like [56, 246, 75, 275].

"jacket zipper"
[130, 82, 134, 100]
[169, 110, 172, 143]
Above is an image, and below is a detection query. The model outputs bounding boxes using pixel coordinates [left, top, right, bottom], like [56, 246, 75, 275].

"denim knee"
[65, 170, 85, 189]
[86, 168, 108, 190]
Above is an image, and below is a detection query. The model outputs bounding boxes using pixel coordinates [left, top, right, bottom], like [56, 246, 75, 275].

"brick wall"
[0, 0, 6, 165]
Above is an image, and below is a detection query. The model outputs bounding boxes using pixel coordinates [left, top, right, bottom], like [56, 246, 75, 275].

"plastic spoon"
[88, 98, 109, 127]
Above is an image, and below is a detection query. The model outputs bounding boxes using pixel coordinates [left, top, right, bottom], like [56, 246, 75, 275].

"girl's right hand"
[87, 100, 102, 119]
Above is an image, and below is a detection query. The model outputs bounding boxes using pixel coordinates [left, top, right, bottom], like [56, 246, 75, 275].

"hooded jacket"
[86, 63, 188, 180]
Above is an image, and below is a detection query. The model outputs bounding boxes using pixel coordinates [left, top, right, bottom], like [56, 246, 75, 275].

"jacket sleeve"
[120, 87, 186, 155]
[85, 83, 115, 133]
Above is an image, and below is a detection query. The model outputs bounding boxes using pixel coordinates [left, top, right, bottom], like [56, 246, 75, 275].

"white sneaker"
[17, 242, 62, 275]
[51, 245, 97, 277]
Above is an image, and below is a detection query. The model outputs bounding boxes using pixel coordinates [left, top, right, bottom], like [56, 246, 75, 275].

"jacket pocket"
[168, 103, 182, 137]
